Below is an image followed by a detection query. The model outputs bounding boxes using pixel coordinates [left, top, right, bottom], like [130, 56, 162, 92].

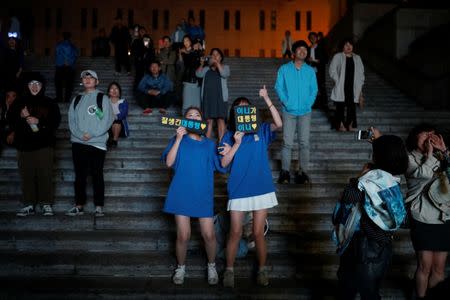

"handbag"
[427, 174, 450, 219]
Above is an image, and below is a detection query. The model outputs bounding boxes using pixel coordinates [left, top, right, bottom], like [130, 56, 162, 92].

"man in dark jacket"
[110, 17, 131, 75]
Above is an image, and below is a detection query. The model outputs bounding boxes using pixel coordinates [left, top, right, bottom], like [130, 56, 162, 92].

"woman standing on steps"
[106, 81, 129, 149]
[219, 86, 282, 288]
[161, 107, 226, 286]
[329, 37, 365, 132]
[404, 123, 450, 299]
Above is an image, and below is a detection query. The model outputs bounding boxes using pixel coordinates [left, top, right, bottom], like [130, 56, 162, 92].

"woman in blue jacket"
[107, 81, 129, 148]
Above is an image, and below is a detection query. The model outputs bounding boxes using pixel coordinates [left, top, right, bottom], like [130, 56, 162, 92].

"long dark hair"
[372, 135, 409, 175]
[227, 97, 252, 132]
[405, 123, 436, 152]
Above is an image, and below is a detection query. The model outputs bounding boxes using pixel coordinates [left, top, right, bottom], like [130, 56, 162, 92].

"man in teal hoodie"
[66, 70, 114, 217]
[275, 40, 318, 184]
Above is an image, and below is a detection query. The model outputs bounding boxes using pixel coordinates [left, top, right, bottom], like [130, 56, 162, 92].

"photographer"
[332, 128, 409, 299]
[196, 48, 229, 141]
[404, 123, 450, 299]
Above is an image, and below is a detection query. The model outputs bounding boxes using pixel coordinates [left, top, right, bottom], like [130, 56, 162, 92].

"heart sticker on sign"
[161, 116, 208, 135]
[234, 106, 259, 133]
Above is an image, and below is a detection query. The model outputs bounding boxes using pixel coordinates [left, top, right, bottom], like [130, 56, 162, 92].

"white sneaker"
[172, 265, 185, 285]
[207, 263, 219, 285]
[65, 206, 84, 216]
[223, 269, 234, 288]
[42, 205, 54, 216]
[95, 206, 104, 217]
[16, 205, 35, 217]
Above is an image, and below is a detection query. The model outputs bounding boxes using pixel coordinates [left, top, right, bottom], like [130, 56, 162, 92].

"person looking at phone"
[196, 48, 230, 141]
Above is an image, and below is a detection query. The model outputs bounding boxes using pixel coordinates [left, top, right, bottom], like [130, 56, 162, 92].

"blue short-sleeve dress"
[162, 135, 225, 217]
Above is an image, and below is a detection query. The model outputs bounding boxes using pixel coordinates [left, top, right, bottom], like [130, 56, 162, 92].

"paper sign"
[161, 116, 207, 134]
[234, 106, 259, 133]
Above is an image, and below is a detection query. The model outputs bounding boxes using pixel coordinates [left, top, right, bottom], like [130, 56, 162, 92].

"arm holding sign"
[166, 127, 187, 167]
[259, 85, 282, 131]
[221, 131, 244, 168]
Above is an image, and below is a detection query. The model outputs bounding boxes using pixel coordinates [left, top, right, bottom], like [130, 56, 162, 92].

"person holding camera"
[404, 123, 450, 299]
[332, 128, 409, 299]
[178, 35, 203, 114]
[196, 48, 229, 141]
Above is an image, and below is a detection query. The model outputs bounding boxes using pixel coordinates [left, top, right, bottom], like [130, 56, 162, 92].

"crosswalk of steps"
[1, 57, 449, 299]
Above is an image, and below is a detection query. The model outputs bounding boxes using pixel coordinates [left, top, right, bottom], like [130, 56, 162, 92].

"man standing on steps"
[66, 70, 114, 217]
[275, 40, 317, 184]
[55, 32, 78, 103]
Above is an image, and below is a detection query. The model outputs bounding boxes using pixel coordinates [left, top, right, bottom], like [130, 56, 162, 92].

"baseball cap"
[80, 70, 98, 80]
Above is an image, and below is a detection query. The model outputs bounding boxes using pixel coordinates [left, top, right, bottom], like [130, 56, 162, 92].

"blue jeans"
[281, 111, 311, 173]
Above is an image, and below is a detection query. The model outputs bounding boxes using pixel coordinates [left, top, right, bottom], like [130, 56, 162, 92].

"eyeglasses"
[28, 81, 42, 86]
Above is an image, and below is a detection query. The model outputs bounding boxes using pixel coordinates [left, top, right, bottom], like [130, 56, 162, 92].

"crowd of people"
[0, 19, 449, 298]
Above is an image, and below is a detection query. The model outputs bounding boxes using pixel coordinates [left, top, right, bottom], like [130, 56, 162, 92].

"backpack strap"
[96, 92, 104, 111]
[73, 92, 104, 110]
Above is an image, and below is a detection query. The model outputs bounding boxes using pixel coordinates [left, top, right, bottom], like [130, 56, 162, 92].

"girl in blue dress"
[219, 86, 283, 287]
[162, 107, 225, 286]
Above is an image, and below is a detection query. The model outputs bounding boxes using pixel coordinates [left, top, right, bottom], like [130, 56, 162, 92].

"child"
[162, 106, 225, 285]
[220, 86, 283, 287]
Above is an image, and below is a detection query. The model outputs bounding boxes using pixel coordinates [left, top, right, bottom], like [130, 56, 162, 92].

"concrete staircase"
[1, 57, 450, 299]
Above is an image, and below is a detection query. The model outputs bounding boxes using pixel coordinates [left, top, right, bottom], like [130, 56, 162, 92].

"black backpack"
[73, 92, 104, 111]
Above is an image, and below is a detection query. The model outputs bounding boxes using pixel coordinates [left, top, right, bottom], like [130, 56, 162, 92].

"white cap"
[80, 70, 98, 80]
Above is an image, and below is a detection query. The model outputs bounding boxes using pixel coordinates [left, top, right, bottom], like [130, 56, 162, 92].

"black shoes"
[277, 170, 291, 184]
[294, 171, 310, 184]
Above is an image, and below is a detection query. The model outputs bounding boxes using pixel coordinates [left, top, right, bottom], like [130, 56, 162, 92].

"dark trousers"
[337, 233, 392, 300]
[136, 92, 174, 110]
[335, 100, 357, 129]
[72, 143, 106, 206]
[17, 147, 54, 206]
[55, 66, 75, 103]
[114, 48, 131, 73]
[313, 66, 328, 109]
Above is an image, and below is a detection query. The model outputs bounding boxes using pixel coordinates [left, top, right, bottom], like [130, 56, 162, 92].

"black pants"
[114, 48, 131, 73]
[72, 143, 106, 206]
[337, 233, 392, 300]
[55, 66, 75, 103]
[136, 92, 174, 110]
[313, 66, 328, 109]
[335, 100, 357, 129]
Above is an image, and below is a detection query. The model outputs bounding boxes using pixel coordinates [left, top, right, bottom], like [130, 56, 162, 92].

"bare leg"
[415, 250, 433, 297]
[429, 251, 448, 288]
[252, 209, 268, 267]
[206, 119, 214, 139]
[175, 215, 191, 265]
[217, 118, 226, 141]
[225, 211, 245, 268]
[199, 217, 216, 263]
[112, 123, 121, 141]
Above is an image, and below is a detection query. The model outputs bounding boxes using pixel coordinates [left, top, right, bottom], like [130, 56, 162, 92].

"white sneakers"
[172, 263, 219, 285]
[207, 263, 219, 285]
[17, 205, 54, 217]
[172, 265, 186, 285]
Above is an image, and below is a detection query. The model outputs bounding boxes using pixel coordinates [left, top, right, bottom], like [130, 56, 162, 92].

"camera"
[203, 56, 212, 64]
[357, 129, 373, 140]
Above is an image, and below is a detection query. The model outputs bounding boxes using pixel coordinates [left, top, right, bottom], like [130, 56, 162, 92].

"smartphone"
[357, 130, 373, 140]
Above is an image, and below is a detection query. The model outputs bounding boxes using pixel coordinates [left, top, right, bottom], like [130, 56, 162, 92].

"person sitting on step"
[106, 81, 129, 149]
[136, 61, 174, 115]
[161, 106, 226, 286]
[219, 86, 283, 288]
